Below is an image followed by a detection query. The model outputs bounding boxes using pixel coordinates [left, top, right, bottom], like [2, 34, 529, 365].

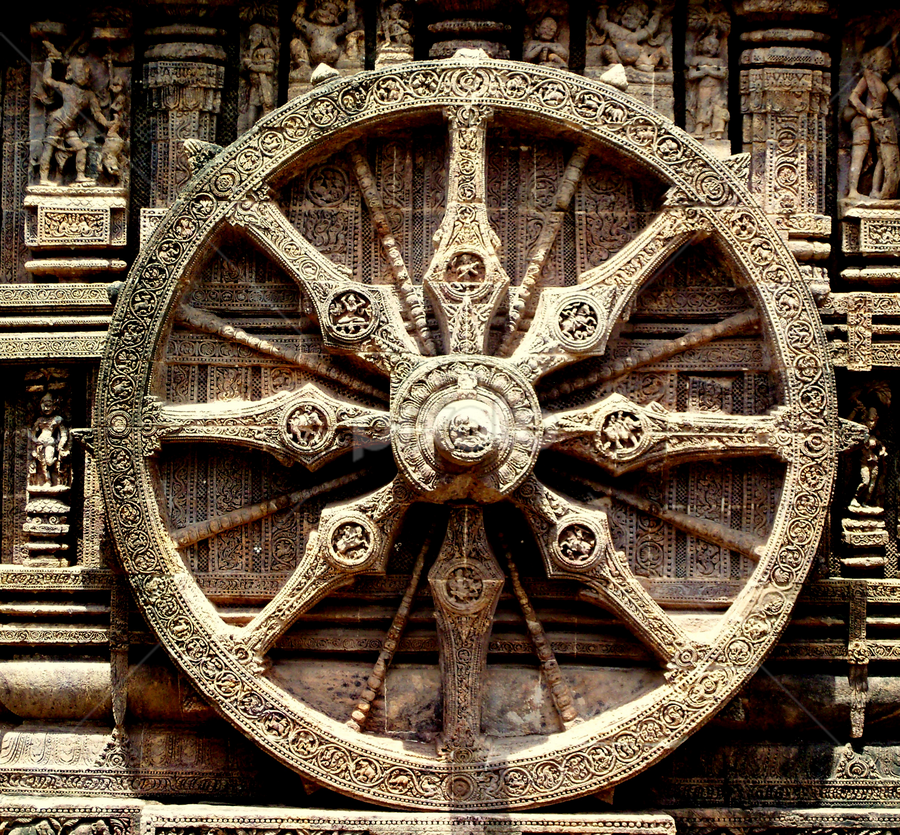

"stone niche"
[25, 17, 131, 271]
[839, 10, 900, 256]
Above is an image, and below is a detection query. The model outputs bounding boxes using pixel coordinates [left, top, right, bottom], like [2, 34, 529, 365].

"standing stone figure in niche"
[242, 23, 277, 128]
[524, 16, 569, 68]
[686, 32, 727, 139]
[29, 393, 70, 489]
[380, 2, 412, 50]
[845, 41, 900, 201]
[848, 390, 888, 512]
[592, 1, 671, 72]
[35, 42, 113, 185]
[292, 0, 361, 71]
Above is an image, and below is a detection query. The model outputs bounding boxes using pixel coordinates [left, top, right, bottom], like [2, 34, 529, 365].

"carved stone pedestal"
[842, 505, 889, 552]
[24, 186, 127, 281]
[842, 202, 900, 257]
[22, 484, 71, 567]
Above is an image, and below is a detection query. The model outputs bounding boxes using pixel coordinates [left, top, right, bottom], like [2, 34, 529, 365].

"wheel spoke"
[422, 105, 510, 354]
[176, 303, 387, 401]
[544, 393, 792, 475]
[540, 309, 760, 402]
[512, 476, 698, 666]
[511, 207, 713, 381]
[579, 476, 768, 562]
[143, 384, 390, 470]
[348, 531, 434, 732]
[348, 143, 437, 356]
[170, 473, 361, 548]
[228, 189, 420, 374]
[428, 506, 504, 757]
[236, 478, 411, 660]
[502, 142, 592, 346]
[498, 531, 579, 729]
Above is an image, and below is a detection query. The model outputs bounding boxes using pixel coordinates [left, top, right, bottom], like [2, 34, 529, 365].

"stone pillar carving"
[2, 64, 31, 284]
[25, 15, 132, 281]
[238, 5, 279, 136]
[737, 2, 832, 266]
[685, 0, 731, 158]
[417, 0, 524, 59]
[141, 22, 225, 241]
[586, 0, 675, 118]
[22, 368, 72, 567]
[287, 0, 364, 99]
[376, 0, 414, 67]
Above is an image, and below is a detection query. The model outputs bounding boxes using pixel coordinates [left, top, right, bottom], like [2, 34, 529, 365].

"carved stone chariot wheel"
[98, 53, 836, 809]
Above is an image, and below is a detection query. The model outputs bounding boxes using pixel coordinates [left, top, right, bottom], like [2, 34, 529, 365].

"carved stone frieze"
[586, 0, 675, 118]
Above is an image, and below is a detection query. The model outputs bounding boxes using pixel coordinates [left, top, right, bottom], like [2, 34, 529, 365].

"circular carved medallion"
[97, 55, 836, 810]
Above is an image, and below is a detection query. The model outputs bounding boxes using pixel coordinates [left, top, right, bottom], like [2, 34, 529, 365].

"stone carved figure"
[685, 0, 730, 140]
[288, 405, 328, 449]
[590, 1, 671, 72]
[34, 41, 113, 186]
[848, 388, 889, 511]
[290, 0, 362, 93]
[381, 2, 412, 47]
[845, 40, 900, 201]
[28, 392, 71, 489]
[686, 32, 727, 139]
[5, 822, 56, 835]
[524, 16, 569, 68]
[241, 23, 277, 130]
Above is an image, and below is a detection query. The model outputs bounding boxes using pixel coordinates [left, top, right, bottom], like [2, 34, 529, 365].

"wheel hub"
[392, 356, 543, 502]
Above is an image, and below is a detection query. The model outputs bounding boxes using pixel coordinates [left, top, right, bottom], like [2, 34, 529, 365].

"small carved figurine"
[242, 23, 277, 129]
[686, 32, 727, 139]
[592, 1, 671, 72]
[292, 0, 361, 70]
[524, 16, 569, 68]
[36, 42, 112, 185]
[845, 42, 900, 201]
[29, 392, 70, 488]
[848, 393, 888, 511]
[380, 2, 412, 48]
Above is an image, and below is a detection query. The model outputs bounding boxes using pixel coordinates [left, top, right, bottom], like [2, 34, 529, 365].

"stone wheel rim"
[97, 54, 837, 809]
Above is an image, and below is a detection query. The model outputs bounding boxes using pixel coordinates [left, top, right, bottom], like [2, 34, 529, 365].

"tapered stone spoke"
[348, 143, 436, 356]
[348, 532, 434, 732]
[236, 479, 411, 661]
[512, 476, 699, 666]
[143, 384, 390, 470]
[176, 303, 387, 401]
[502, 142, 592, 346]
[229, 191, 420, 374]
[544, 394, 792, 475]
[171, 473, 361, 548]
[428, 506, 504, 757]
[498, 531, 578, 728]
[581, 477, 769, 562]
[540, 309, 761, 402]
[511, 207, 713, 381]
[422, 106, 510, 354]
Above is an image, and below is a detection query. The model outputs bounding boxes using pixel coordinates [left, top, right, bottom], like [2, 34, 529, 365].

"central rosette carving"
[392, 356, 543, 502]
